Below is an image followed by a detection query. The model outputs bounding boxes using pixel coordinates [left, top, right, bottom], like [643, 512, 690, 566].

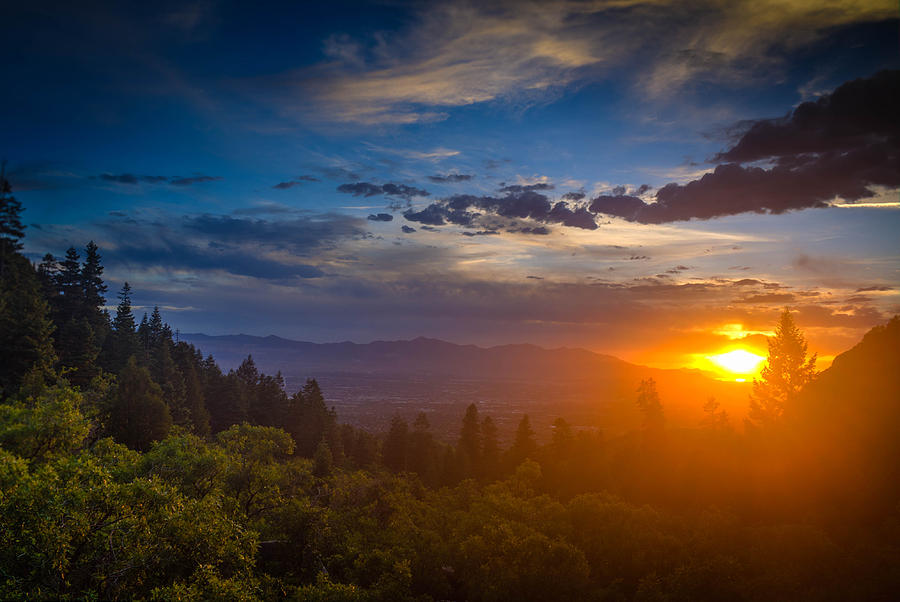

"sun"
[707, 349, 766, 381]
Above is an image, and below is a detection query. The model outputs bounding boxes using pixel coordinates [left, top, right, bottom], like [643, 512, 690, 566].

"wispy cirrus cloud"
[253, 0, 895, 125]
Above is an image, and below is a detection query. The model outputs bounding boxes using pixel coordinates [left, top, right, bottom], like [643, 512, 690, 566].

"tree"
[700, 397, 731, 432]
[103, 282, 140, 373]
[747, 309, 817, 429]
[55, 246, 83, 323]
[458, 403, 481, 478]
[636, 378, 665, 433]
[313, 440, 334, 478]
[507, 414, 537, 468]
[287, 378, 334, 457]
[81, 241, 107, 315]
[0, 251, 56, 398]
[481, 415, 500, 482]
[0, 169, 25, 276]
[107, 357, 172, 451]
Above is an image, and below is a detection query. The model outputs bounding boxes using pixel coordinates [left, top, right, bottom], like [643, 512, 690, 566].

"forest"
[2, 180, 899, 600]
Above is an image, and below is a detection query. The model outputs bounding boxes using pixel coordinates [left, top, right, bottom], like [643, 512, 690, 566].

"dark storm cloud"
[96, 173, 222, 186]
[428, 173, 474, 183]
[337, 181, 430, 200]
[367, 213, 394, 222]
[589, 70, 900, 223]
[403, 191, 598, 232]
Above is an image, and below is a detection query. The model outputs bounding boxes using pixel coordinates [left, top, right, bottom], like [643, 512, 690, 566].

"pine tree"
[636, 378, 665, 433]
[55, 247, 83, 323]
[508, 414, 537, 468]
[36, 253, 59, 300]
[458, 403, 482, 478]
[287, 378, 333, 456]
[102, 282, 140, 373]
[107, 356, 172, 451]
[747, 309, 817, 430]
[81, 241, 107, 312]
[0, 252, 56, 398]
[481, 415, 500, 482]
[0, 170, 25, 277]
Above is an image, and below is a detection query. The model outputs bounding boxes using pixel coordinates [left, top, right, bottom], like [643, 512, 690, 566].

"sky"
[4, 0, 899, 370]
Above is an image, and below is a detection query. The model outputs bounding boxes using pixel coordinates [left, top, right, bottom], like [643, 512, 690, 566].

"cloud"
[74, 211, 372, 283]
[97, 173, 166, 185]
[498, 182, 554, 193]
[181, 213, 366, 255]
[401, 225, 416, 233]
[274, 175, 320, 189]
[736, 293, 796, 304]
[232, 202, 301, 216]
[367, 213, 394, 222]
[561, 191, 585, 201]
[428, 173, 474, 183]
[170, 175, 223, 186]
[254, 1, 894, 125]
[96, 173, 222, 186]
[718, 69, 899, 161]
[338, 181, 430, 201]
[404, 190, 598, 232]
[589, 70, 900, 223]
[115, 241, 326, 280]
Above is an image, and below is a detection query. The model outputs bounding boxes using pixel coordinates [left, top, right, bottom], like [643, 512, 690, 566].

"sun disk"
[708, 349, 765, 377]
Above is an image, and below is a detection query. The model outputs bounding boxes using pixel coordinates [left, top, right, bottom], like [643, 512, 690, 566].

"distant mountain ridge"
[180, 333, 653, 381]
[179, 332, 751, 435]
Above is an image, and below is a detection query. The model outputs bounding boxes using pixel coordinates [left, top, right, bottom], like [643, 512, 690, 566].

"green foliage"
[0, 251, 56, 398]
[0, 385, 90, 463]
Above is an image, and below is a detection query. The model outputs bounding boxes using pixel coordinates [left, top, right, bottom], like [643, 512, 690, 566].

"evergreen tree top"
[0, 169, 25, 251]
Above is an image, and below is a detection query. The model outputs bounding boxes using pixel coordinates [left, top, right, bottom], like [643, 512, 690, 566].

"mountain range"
[180, 333, 752, 439]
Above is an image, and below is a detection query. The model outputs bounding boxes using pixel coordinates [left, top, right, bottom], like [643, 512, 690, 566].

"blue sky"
[4, 1, 899, 367]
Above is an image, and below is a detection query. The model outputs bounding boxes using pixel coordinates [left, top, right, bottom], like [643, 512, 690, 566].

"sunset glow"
[708, 349, 766, 380]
